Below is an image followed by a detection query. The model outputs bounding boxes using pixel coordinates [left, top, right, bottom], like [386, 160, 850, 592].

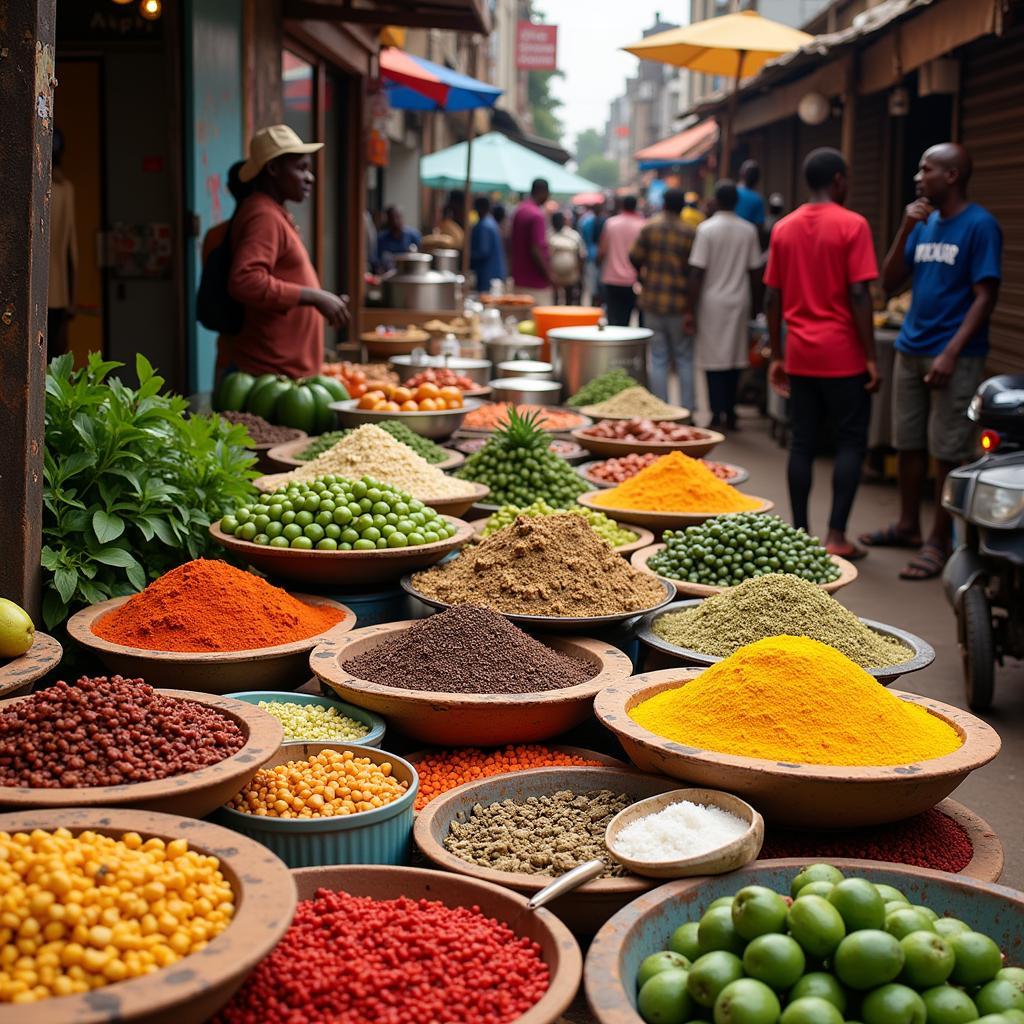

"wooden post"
[0, 0, 56, 619]
[462, 108, 475, 278]
[721, 51, 745, 179]
[841, 57, 857, 162]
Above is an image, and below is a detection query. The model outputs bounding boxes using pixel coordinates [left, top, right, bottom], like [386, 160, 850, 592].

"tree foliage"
[579, 154, 620, 189]
[575, 128, 605, 165]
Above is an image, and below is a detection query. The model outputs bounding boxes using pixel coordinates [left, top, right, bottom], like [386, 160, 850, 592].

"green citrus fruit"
[920, 985, 980, 1024]
[788, 894, 846, 959]
[876, 885, 909, 904]
[713, 978, 781, 1024]
[0, 598, 34, 658]
[949, 933, 1003, 986]
[834, 930, 905, 990]
[710, 897, 736, 911]
[780, 997, 845, 1024]
[732, 886, 789, 940]
[798, 881, 838, 900]
[671, 922, 702, 961]
[698, 906, 746, 956]
[976, 981, 1024, 1016]
[790, 973, 847, 1014]
[639, 968, 693, 1024]
[742, 933, 805, 990]
[862, 984, 927, 1024]
[912, 906, 939, 922]
[792, 865, 845, 898]
[639, 952, 691, 990]
[688, 952, 744, 1008]
[887, 908, 936, 940]
[1001, 1012, 1024, 1024]
[830, 879, 887, 932]
[900, 932, 955, 989]
[975, 1016, 1013, 1024]
[933, 919, 972, 940]
[997, 969, 1024, 993]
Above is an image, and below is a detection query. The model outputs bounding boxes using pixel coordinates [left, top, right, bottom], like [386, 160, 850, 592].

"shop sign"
[516, 22, 558, 71]
[368, 129, 389, 167]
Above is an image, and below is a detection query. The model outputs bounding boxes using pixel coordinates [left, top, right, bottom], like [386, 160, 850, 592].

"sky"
[538, 0, 689, 150]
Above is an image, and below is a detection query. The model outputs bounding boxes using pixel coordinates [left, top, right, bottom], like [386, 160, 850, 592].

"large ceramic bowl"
[577, 491, 775, 532]
[585, 861, 1024, 1024]
[0, 690, 283, 816]
[227, 689, 386, 747]
[571, 426, 724, 459]
[310, 620, 635, 746]
[67, 592, 353, 692]
[414, 766, 693, 934]
[330, 397, 481, 438]
[0, 630, 62, 699]
[578, 459, 750, 489]
[265, 435, 465, 472]
[290, 865, 582, 1024]
[0, 808, 296, 1024]
[594, 669, 1002, 828]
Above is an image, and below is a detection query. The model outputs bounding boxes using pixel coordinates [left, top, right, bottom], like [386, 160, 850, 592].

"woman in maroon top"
[221, 125, 349, 380]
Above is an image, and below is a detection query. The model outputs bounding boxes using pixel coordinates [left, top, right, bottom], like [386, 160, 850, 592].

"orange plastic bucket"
[531, 306, 603, 361]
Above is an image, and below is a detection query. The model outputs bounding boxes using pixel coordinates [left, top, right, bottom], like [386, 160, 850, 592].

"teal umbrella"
[420, 132, 601, 196]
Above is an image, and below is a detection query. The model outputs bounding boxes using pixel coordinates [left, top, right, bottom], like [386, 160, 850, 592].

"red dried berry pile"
[0, 675, 245, 788]
[214, 889, 550, 1024]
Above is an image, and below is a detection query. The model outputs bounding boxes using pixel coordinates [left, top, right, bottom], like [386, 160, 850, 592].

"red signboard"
[516, 22, 558, 71]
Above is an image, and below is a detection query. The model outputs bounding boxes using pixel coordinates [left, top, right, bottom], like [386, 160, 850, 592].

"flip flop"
[899, 543, 949, 581]
[859, 524, 923, 549]
[826, 543, 868, 562]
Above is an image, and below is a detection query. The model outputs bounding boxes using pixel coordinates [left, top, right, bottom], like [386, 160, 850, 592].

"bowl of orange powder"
[66, 559, 354, 693]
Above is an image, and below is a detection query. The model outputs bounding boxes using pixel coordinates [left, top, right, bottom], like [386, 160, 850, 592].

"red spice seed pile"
[760, 808, 973, 872]
[214, 889, 550, 1024]
[0, 675, 245, 788]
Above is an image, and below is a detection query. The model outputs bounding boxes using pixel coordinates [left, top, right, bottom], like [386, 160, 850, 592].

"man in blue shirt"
[376, 206, 421, 271]
[735, 160, 766, 230]
[860, 143, 1002, 580]
[578, 200, 605, 305]
[469, 195, 506, 291]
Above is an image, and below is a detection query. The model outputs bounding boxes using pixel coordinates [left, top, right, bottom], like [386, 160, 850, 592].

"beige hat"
[239, 124, 323, 182]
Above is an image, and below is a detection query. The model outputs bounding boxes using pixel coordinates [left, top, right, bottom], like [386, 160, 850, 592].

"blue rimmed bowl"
[228, 690, 386, 747]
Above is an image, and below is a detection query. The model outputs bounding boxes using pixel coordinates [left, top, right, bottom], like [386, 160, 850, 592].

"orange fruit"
[400, 400, 419, 412]
[391, 386, 413, 404]
[358, 391, 384, 409]
[419, 397, 439, 411]
[416, 382, 441, 401]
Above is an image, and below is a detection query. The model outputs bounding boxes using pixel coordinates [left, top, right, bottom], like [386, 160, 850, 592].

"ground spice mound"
[653, 574, 912, 668]
[411, 513, 667, 616]
[344, 605, 594, 693]
[629, 635, 962, 767]
[93, 558, 345, 652]
[583, 385, 687, 420]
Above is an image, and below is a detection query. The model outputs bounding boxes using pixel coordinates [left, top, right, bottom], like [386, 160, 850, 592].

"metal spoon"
[526, 859, 606, 911]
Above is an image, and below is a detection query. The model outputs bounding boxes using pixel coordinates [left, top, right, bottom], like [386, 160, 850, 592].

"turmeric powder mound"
[589, 451, 764, 513]
[629, 635, 962, 767]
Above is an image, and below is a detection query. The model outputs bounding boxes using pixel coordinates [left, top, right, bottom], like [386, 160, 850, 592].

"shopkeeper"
[221, 124, 349, 380]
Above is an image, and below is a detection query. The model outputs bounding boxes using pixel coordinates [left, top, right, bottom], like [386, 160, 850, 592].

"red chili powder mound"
[93, 559, 345, 652]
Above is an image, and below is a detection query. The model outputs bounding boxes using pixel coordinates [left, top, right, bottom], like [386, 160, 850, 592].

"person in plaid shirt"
[629, 189, 697, 409]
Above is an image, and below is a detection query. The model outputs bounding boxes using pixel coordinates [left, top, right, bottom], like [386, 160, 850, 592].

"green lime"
[788, 894, 846, 959]
[834, 930, 905, 990]
[830, 879, 887, 932]
[949, 933, 1003, 986]
[975, 1016, 1013, 1024]
[688, 952, 744, 1008]
[920, 985, 980, 1024]
[900, 932, 955, 990]
[732, 886, 789, 940]
[933, 919, 972, 939]
[997, 969, 1024, 994]
[791, 974, 848, 1014]
[698, 906, 746, 956]
[862, 984, 927, 1024]
[792, 864, 846, 898]
[742, 934, 805, 990]
[912, 906, 939, 922]
[638, 952, 692, 989]
[798, 881, 838, 900]
[710, 897, 736, 911]
[670, 923, 702, 961]
[780, 997, 845, 1024]
[1002, 1012, 1024, 1024]
[876, 885, 909, 904]
[976, 981, 1024, 1016]
[640, 968, 693, 1024]
[887, 909, 937, 940]
[713, 978, 781, 1024]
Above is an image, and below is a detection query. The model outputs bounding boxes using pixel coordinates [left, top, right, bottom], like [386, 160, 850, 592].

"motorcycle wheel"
[961, 584, 995, 712]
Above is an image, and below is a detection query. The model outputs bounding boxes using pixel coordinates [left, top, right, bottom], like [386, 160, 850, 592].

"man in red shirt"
[509, 178, 553, 304]
[764, 148, 880, 560]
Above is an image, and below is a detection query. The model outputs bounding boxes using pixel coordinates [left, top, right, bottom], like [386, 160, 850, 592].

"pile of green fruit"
[634, 863, 1024, 1024]
[297, 422, 449, 464]
[566, 369, 640, 407]
[456, 407, 587, 507]
[649, 514, 840, 588]
[219, 476, 457, 550]
[481, 499, 638, 548]
[214, 371, 348, 434]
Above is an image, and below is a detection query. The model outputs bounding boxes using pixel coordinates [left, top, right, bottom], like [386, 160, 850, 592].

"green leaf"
[92, 509, 125, 544]
[53, 567, 79, 603]
[91, 546, 138, 568]
[149, 518, 176, 545]
[125, 561, 147, 591]
[78, 580, 109, 604]
[42, 589, 67, 630]
[40, 546, 62, 571]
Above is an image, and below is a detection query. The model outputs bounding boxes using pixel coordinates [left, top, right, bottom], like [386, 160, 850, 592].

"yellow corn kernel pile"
[230, 747, 408, 818]
[0, 828, 234, 1005]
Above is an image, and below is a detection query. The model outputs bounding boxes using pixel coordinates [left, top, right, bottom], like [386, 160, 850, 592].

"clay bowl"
[470, 515, 654, 557]
[585, 860, 1024, 1024]
[578, 459, 750, 489]
[0, 808, 296, 1024]
[209, 517, 474, 585]
[638, 599, 936, 685]
[246, 428, 306, 473]
[265, 435, 465, 472]
[593, 669, 1002, 828]
[0, 690, 283, 816]
[577, 491, 775, 532]
[413, 766, 691, 934]
[330, 397, 481, 439]
[310, 620, 635, 746]
[570, 426, 724, 459]
[361, 330, 431, 358]
[605, 788, 764, 879]
[630, 544, 859, 596]
[66, 592, 354, 692]
[0, 630, 62, 699]
[577, 404, 690, 423]
[290, 865, 582, 1024]
[452, 436, 590, 463]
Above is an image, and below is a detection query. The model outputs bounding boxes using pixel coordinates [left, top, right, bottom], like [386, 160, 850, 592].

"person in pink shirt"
[509, 178, 553, 304]
[599, 195, 645, 325]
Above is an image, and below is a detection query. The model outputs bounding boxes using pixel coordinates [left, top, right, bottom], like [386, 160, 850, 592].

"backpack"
[549, 231, 581, 286]
[196, 221, 244, 334]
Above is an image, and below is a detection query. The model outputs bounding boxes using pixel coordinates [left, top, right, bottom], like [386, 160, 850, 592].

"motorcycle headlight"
[971, 480, 1024, 527]
[968, 394, 983, 423]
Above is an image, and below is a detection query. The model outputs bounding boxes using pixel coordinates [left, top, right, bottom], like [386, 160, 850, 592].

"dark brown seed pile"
[220, 410, 303, 445]
[0, 675, 246, 787]
[343, 605, 594, 694]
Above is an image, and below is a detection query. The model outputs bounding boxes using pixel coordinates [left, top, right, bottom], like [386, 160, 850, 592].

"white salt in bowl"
[605, 787, 764, 879]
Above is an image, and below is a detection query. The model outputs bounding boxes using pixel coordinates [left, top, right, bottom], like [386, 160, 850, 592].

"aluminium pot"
[487, 378, 563, 404]
[496, 360, 555, 380]
[547, 323, 653, 395]
[383, 253, 457, 311]
[483, 335, 543, 366]
[389, 353, 492, 386]
[430, 249, 460, 274]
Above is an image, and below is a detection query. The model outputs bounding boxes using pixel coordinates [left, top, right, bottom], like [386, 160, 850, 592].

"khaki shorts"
[892, 352, 986, 462]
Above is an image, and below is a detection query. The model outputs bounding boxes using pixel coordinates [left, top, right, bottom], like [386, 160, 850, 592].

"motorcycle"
[942, 374, 1024, 710]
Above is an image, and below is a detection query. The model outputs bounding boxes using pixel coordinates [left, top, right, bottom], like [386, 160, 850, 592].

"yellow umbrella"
[623, 10, 812, 170]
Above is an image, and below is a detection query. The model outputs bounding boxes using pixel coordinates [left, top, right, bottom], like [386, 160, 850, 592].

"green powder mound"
[652, 574, 912, 669]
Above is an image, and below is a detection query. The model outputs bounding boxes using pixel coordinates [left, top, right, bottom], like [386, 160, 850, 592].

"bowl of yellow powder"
[594, 637, 1001, 829]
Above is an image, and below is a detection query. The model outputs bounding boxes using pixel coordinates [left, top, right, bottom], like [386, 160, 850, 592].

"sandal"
[826, 543, 868, 562]
[899, 542, 949, 581]
[858, 524, 922, 549]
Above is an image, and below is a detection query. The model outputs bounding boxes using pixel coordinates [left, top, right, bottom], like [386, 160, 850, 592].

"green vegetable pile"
[219, 476, 457, 550]
[481, 500, 638, 548]
[649, 514, 840, 587]
[455, 408, 587, 507]
[214, 370, 348, 434]
[42, 354, 257, 627]
[297, 421, 449, 464]
[566, 369, 640, 407]
[633, 862, 1024, 1024]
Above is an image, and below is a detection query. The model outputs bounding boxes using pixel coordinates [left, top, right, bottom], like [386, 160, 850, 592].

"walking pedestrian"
[509, 178, 553, 305]
[222, 125, 349, 381]
[682, 191, 705, 228]
[377, 206, 421, 270]
[688, 180, 762, 429]
[469, 195, 506, 292]
[599, 195, 644, 326]
[628, 189, 696, 409]
[548, 211, 586, 305]
[735, 160, 766, 230]
[764, 147, 880, 560]
[860, 142, 1002, 580]
[578, 201, 606, 305]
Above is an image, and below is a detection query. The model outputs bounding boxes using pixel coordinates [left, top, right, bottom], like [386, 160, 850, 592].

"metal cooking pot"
[383, 253, 457, 311]
[484, 335, 543, 366]
[496, 360, 554, 381]
[488, 378, 563, 404]
[389, 353, 492, 386]
[547, 323, 653, 394]
[430, 249, 460, 274]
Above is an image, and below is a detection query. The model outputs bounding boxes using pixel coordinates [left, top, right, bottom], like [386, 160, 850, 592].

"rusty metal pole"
[0, 0, 56, 620]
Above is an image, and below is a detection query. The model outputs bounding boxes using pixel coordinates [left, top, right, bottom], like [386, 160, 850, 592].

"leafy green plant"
[41, 352, 258, 627]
